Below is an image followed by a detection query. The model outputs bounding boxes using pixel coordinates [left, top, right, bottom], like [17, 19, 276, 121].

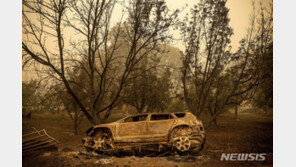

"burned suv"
[82, 112, 206, 154]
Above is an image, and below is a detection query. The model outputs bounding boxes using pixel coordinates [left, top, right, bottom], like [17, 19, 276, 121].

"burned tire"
[169, 126, 205, 154]
[173, 136, 191, 152]
[169, 126, 193, 154]
[83, 128, 114, 152]
[93, 131, 114, 151]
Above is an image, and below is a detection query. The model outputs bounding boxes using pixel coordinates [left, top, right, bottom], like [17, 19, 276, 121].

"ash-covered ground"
[23, 110, 272, 167]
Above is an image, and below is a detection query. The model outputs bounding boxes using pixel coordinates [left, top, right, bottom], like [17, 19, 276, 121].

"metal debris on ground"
[96, 158, 113, 165]
[23, 127, 59, 152]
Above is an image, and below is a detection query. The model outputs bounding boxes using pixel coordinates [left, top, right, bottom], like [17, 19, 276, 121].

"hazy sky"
[165, 0, 272, 51]
[24, 0, 273, 52]
[23, 0, 273, 81]
[94, 0, 273, 51]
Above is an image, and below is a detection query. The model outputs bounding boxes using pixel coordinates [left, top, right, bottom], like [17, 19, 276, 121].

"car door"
[146, 114, 175, 142]
[116, 114, 148, 142]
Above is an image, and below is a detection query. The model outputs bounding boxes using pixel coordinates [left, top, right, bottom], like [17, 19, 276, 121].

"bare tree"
[181, 0, 233, 118]
[122, 60, 172, 113]
[205, 2, 273, 127]
[180, 0, 273, 127]
[22, 0, 178, 124]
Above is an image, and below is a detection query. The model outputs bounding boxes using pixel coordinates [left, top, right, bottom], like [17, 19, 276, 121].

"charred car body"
[82, 112, 206, 154]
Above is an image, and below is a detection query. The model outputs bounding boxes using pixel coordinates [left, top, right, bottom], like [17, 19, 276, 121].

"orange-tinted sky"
[23, 0, 273, 52]
[23, 0, 273, 81]
[165, 0, 273, 50]
[226, 0, 272, 49]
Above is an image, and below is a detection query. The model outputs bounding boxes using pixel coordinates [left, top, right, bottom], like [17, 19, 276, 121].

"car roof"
[115, 112, 191, 122]
[128, 112, 189, 117]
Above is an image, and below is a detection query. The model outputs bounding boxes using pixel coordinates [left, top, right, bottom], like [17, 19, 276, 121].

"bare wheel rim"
[94, 137, 105, 150]
[174, 136, 191, 152]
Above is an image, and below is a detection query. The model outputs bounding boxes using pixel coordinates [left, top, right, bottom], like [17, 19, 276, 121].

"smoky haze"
[22, 0, 272, 81]
[22, 0, 273, 166]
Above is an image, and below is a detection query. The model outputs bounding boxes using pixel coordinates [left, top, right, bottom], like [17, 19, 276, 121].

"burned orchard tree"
[22, 0, 178, 124]
[122, 60, 173, 113]
[180, 0, 273, 127]
[181, 0, 233, 119]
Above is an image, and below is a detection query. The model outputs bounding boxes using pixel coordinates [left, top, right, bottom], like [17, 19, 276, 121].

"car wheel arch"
[92, 127, 114, 139]
[168, 124, 191, 138]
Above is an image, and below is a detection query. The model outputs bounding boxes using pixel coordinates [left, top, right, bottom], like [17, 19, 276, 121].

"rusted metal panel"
[146, 119, 174, 139]
[117, 121, 147, 139]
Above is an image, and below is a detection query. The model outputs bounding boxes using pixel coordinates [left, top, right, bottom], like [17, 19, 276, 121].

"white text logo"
[220, 153, 266, 161]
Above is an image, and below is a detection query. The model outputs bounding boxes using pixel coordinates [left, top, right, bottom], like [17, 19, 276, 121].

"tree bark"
[235, 105, 238, 119]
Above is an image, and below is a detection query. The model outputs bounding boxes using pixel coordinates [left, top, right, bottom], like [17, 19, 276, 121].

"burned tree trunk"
[235, 105, 238, 119]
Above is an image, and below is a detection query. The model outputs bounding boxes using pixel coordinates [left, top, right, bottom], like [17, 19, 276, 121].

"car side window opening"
[123, 115, 148, 123]
[150, 114, 173, 121]
[175, 113, 186, 118]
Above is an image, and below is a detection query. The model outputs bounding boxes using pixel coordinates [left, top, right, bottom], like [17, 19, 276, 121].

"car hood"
[93, 121, 118, 128]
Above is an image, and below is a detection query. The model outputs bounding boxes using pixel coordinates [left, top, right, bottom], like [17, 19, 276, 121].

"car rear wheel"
[173, 136, 191, 152]
[169, 126, 193, 153]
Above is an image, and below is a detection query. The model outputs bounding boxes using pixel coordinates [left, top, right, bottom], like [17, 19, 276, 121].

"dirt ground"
[22, 110, 273, 167]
